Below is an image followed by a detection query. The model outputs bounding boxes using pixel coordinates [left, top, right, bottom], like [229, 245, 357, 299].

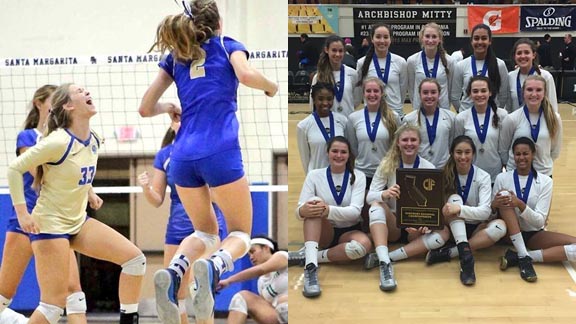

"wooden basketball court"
[288, 103, 576, 323]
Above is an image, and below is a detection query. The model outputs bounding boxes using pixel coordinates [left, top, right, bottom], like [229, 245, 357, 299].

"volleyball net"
[0, 51, 288, 192]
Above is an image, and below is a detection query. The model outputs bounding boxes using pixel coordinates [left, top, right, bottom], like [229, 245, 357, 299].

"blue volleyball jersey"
[158, 35, 248, 161]
[12, 128, 42, 219]
[154, 144, 227, 239]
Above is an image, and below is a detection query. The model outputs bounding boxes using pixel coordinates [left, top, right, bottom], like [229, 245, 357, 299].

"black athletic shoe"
[119, 312, 139, 324]
[518, 256, 537, 282]
[288, 248, 305, 267]
[499, 249, 519, 271]
[425, 246, 452, 265]
[457, 242, 476, 286]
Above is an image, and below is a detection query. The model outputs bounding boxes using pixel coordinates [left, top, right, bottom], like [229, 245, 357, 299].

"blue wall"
[0, 193, 40, 310]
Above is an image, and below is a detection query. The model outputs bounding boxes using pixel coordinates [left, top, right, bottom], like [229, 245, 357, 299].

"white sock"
[449, 246, 458, 259]
[449, 219, 468, 244]
[317, 249, 330, 263]
[0, 295, 11, 312]
[376, 245, 390, 264]
[120, 303, 139, 314]
[211, 249, 234, 275]
[528, 249, 543, 262]
[304, 241, 319, 267]
[168, 254, 190, 279]
[389, 247, 408, 261]
[510, 233, 529, 257]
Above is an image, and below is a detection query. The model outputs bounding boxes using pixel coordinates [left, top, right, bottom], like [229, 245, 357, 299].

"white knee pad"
[37, 302, 64, 324]
[228, 231, 251, 257]
[66, 291, 87, 315]
[228, 293, 248, 315]
[275, 302, 288, 324]
[121, 254, 147, 276]
[369, 205, 386, 226]
[485, 219, 507, 242]
[564, 244, 576, 262]
[422, 232, 446, 251]
[190, 230, 221, 254]
[447, 194, 463, 205]
[344, 240, 367, 260]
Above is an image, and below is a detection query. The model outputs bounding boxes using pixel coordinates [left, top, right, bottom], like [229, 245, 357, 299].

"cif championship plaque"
[396, 168, 444, 230]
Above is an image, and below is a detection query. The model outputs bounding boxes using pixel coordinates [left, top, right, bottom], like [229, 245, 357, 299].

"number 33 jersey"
[9, 128, 101, 234]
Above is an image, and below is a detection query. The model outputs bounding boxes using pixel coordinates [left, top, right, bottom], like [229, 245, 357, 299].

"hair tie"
[182, 0, 194, 20]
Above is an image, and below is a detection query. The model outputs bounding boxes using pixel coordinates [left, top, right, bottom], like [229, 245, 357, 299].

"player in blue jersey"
[139, 1, 278, 323]
[0, 85, 88, 324]
[7, 83, 145, 324]
[137, 121, 228, 324]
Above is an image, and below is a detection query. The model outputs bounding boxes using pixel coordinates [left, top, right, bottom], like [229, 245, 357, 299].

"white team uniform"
[311, 65, 358, 117]
[492, 170, 552, 231]
[258, 251, 288, 307]
[403, 109, 456, 168]
[366, 156, 436, 212]
[346, 109, 401, 178]
[506, 68, 558, 113]
[296, 112, 348, 174]
[450, 56, 509, 112]
[296, 168, 366, 228]
[454, 107, 509, 182]
[451, 50, 464, 63]
[407, 50, 455, 111]
[356, 53, 408, 116]
[453, 165, 493, 224]
[500, 108, 562, 176]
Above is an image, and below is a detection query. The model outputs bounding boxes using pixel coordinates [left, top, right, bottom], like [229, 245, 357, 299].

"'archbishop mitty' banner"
[521, 6, 576, 31]
[353, 7, 456, 45]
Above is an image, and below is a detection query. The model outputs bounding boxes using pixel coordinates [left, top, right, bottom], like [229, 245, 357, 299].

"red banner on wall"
[468, 6, 520, 34]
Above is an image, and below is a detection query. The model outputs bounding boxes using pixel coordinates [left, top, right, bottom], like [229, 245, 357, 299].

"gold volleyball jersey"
[8, 128, 101, 234]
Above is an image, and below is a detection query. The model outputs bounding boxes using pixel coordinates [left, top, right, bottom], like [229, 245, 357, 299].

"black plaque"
[396, 168, 444, 230]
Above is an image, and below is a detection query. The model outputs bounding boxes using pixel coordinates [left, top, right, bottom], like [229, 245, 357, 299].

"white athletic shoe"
[192, 259, 219, 321]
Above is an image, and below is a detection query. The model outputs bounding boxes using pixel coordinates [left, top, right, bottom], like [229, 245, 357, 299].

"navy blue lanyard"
[334, 64, 345, 103]
[456, 166, 474, 204]
[516, 67, 536, 107]
[372, 52, 391, 84]
[513, 170, 534, 204]
[421, 51, 440, 78]
[364, 107, 381, 143]
[522, 106, 543, 143]
[400, 156, 420, 169]
[326, 167, 350, 206]
[312, 111, 335, 142]
[471, 55, 488, 76]
[471, 106, 491, 144]
[421, 108, 439, 146]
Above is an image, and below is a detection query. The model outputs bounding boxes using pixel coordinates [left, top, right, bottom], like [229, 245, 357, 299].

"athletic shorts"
[465, 223, 480, 238]
[329, 222, 363, 248]
[28, 216, 90, 242]
[521, 229, 543, 244]
[170, 148, 245, 188]
[165, 204, 228, 245]
[6, 218, 26, 235]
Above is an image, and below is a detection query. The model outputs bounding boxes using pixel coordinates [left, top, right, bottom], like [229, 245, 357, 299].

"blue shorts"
[165, 203, 228, 245]
[28, 216, 89, 242]
[6, 218, 27, 236]
[170, 148, 245, 188]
